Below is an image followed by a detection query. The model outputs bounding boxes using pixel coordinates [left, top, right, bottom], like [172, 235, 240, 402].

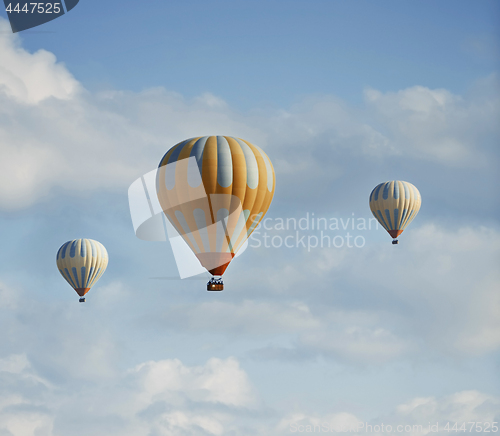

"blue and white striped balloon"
[369, 181, 421, 243]
[56, 239, 108, 299]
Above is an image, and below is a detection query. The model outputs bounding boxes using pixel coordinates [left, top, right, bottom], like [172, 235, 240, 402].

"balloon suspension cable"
[207, 276, 224, 291]
[392, 239, 399, 245]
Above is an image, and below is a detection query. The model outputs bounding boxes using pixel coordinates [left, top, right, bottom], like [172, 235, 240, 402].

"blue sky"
[0, 1, 499, 435]
[3, 0, 499, 107]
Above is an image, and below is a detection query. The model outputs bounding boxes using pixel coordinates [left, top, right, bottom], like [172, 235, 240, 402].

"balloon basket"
[392, 239, 399, 245]
[79, 297, 86, 303]
[207, 277, 223, 291]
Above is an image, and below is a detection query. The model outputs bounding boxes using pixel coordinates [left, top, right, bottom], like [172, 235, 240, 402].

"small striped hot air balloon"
[56, 239, 108, 302]
[157, 136, 275, 291]
[369, 181, 421, 244]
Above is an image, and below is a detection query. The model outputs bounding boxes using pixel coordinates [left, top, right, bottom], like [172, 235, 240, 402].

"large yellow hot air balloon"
[369, 181, 421, 244]
[56, 239, 108, 302]
[157, 136, 275, 290]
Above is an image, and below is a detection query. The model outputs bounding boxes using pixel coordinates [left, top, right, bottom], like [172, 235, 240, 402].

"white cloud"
[0, 354, 30, 374]
[365, 224, 500, 356]
[148, 297, 410, 363]
[228, 223, 500, 362]
[2, 344, 495, 436]
[130, 356, 256, 409]
[383, 390, 500, 435]
[0, 352, 257, 436]
[0, 19, 80, 104]
[364, 79, 500, 165]
[0, 278, 498, 435]
[0, 353, 55, 436]
[0, 15, 498, 214]
[0, 18, 258, 210]
[0, 281, 124, 381]
[277, 390, 500, 436]
[0, 411, 53, 436]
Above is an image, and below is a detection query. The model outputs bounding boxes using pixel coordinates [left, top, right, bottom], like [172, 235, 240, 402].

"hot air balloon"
[157, 136, 275, 291]
[369, 181, 421, 244]
[56, 239, 108, 302]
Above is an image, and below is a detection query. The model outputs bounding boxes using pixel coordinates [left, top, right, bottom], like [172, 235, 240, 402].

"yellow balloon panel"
[157, 136, 275, 275]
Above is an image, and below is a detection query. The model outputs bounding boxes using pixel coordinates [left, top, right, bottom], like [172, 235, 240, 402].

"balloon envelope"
[157, 136, 275, 276]
[369, 181, 421, 240]
[56, 239, 108, 296]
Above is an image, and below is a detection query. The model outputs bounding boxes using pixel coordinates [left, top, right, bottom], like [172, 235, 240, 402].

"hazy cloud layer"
[0, 351, 256, 436]
[144, 222, 496, 364]
[1, 347, 497, 436]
